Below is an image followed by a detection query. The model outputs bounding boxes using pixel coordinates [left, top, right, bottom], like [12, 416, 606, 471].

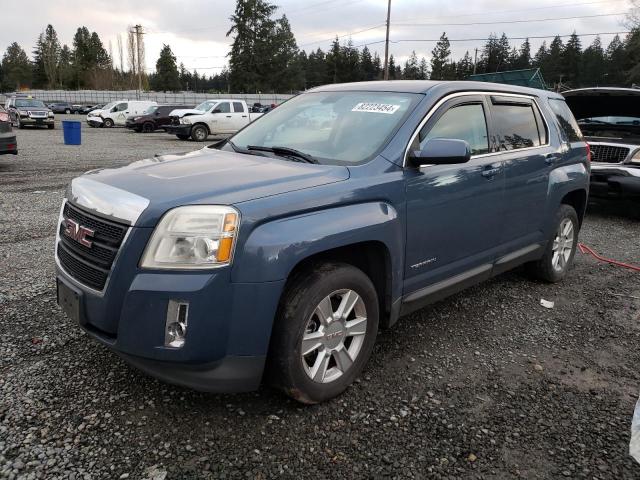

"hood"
[564, 88, 640, 120]
[17, 106, 48, 113]
[170, 108, 204, 117]
[87, 109, 105, 117]
[76, 148, 350, 226]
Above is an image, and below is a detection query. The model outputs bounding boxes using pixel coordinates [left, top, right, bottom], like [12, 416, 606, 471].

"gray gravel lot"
[1, 116, 640, 479]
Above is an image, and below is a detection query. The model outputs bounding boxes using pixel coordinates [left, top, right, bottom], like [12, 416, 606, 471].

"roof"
[563, 87, 640, 97]
[308, 80, 558, 98]
[468, 68, 547, 90]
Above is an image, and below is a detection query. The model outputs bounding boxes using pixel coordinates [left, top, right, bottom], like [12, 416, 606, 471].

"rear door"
[404, 94, 506, 294]
[488, 95, 554, 251]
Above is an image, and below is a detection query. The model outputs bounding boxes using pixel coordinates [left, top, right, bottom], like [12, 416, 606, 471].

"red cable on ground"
[577, 243, 640, 272]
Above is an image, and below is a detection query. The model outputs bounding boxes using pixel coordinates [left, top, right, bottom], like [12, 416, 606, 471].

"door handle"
[481, 166, 502, 178]
[226, 115, 232, 118]
[242, 115, 248, 118]
[545, 154, 560, 165]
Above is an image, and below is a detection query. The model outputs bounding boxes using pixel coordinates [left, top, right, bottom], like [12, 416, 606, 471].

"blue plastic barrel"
[62, 121, 81, 145]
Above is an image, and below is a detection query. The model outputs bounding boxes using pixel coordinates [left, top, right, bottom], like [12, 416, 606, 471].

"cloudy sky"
[0, 0, 634, 74]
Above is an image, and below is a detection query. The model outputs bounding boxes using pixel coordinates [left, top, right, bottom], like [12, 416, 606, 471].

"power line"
[298, 24, 386, 47]
[395, 12, 628, 27]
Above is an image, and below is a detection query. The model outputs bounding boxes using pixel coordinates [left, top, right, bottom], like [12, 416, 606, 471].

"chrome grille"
[589, 144, 630, 164]
[57, 202, 128, 291]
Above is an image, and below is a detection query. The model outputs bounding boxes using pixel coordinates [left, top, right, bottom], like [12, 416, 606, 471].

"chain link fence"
[0, 90, 294, 106]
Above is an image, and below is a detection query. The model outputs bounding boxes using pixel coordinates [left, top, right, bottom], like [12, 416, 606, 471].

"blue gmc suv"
[55, 81, 589, 404]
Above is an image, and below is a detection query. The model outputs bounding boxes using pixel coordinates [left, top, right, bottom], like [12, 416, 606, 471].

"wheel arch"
[560, 188, 587, 227]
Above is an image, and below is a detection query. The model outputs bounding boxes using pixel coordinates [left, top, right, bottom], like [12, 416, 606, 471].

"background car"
[49, 102, 77, 114]
[0, 105, 17, 155]
[79, 104, 104, 114]
[125, 104, 193, 133]
[6, 96, 55, 129]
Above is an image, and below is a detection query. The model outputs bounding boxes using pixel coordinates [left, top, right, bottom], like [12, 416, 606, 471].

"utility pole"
[133, 24, 143, 93]
[383, 0, 392, 80]
[473, 48, 478, 75]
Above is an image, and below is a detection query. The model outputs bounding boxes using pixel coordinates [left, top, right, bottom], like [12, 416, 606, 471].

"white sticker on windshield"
[352, 102, 400, 114]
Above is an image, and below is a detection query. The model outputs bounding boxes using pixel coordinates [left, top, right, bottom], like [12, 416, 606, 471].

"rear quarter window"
[548, 98, 583, 142]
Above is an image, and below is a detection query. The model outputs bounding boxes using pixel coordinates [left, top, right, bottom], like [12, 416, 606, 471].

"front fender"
[232, 202, 403, 285]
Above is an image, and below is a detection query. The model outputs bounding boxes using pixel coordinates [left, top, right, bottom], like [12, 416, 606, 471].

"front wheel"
[526, 204, 579, 283]
[190, 124, 208, 142]
[267, 263, 379, 404]
[103, 118, 114, 128]
[142, 122, 154, 133]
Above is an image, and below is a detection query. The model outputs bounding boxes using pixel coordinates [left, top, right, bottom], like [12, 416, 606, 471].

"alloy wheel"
[552, 218, 574, 272]
[301, 289, 367, 384]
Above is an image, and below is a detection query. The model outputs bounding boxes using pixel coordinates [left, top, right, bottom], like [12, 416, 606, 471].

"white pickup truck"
[165, 99, 264, 141]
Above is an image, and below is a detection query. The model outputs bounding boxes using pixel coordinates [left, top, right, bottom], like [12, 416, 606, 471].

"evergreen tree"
[58, 45, 73, 88]
[562, 32, 582, 86]
[32, 34, 48, 88]
[388, 54, 398, 79]
[625, 28, 640, 85]
[360, 46, 376, 81]
[152, 44, 180, 91]
[418, 57, 429, 80]
[270, 15, 302, 91]
[543, 36, 564, 87]
[306, 48, 327, 88]
[372, 51, 382, 79]
[456, 51, 474, 79]
[227, 0, 278, 92]
[1, 42, 32, 89]
[403, 51, 420, 79]
[581, 36, 606, 87]
[40, 25, 61, 87]
[515, 39, 531, 69]
[430, 32, 451, 80]
[325, 38, 341, 83]
[606, 35, 626, 86]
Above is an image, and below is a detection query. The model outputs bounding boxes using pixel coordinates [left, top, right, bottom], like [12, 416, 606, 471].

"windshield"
[15, 99, 46, 108]
[229, 91, 421, 165]
[144, 105, 158, 114]
[579, 115, 640, 125]
[194, 101, 217, 112]
[101, 101, 117, 111]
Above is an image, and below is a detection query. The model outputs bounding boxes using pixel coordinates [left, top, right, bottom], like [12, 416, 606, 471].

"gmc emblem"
[63, 219, 95, 248]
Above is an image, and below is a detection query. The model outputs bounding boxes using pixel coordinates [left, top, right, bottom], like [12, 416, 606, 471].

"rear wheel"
[190, 124, 208, 142]
[267, 263, 379, 404]
[142, 122, 154, 133]
[103, 118, 114, 128]
[176, 134, 190, 140]
[526, 204, 579, 283]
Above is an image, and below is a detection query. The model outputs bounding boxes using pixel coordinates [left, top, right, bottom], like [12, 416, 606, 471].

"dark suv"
[56, 81, 589, 404]
[6, 97, 54, 129]
[125, 105, 191, 133]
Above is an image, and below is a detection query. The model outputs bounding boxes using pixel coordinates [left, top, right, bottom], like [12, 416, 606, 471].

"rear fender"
[547, 162, 589, 229]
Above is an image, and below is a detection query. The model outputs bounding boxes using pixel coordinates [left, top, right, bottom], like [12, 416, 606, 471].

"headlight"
[48, 112, 54, 117]
[632, 150, 640, 164]
[179, 117, 192, 125]
[140, 205, 239, 269]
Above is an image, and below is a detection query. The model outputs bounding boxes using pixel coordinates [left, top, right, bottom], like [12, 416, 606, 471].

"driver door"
[113, 102, 128, 125]
[404, 95, 506, 295]
[206, 102, 234, 134]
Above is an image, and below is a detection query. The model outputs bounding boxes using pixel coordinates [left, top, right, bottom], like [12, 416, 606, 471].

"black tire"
[267, 262, 379, 404]
[103, 118, 114, 128]
[142, 122, 155, 133]
[526, 204, 579, 283]
[17, 117, 24, 129]
[176, 134, 190, 140]
[191, 124, 208, 142]
[48, 124, 54, 130]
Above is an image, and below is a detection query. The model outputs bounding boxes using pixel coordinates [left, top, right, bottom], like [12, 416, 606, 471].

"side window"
[114, 103, 127, 112]
[548, 98, 583, 142]
[420, 103, 489, 155]
[492, 102, 542, 151]
[233, 102, 245, 113]
[216, 102, 231, 113]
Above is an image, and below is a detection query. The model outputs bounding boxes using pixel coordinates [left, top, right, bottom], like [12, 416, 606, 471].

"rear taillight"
[585, 143, 591, 163]
[0, 112, 8, 122]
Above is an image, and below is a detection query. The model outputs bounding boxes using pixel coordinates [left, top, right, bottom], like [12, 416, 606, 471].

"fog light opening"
[165, 300, 189, 348]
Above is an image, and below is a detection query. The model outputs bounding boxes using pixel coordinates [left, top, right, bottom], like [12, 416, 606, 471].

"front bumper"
[590, 163, 640, 197]
[19, 116, 54, 126]
[165, 124, 192, 136]
[0, 133, 17, 155]
[55, 218, 284, 392]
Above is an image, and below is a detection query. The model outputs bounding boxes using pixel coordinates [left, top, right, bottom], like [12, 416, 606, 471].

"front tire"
[267, 263, 379, 404]
[142, 122, 154, 133]
[103, 118, 114, 128]
[527, 204, 579, 283]
[191, 124, 208, 142]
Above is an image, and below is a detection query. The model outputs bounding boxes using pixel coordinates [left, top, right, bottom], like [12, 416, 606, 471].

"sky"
[0, 0, 635, 75]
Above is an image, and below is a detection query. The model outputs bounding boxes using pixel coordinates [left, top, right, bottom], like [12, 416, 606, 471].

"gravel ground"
[1, 117, 639, 479]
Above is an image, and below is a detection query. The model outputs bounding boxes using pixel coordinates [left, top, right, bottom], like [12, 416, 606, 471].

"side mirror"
[409, 138, 471, 167]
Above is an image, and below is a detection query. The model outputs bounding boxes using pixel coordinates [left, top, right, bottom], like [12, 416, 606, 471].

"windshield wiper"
[579, 119, 614, 125]
[247, 145, 319, 164]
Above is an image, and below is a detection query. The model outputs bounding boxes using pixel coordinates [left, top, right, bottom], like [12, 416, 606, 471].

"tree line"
[2, 0, 640, 93]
